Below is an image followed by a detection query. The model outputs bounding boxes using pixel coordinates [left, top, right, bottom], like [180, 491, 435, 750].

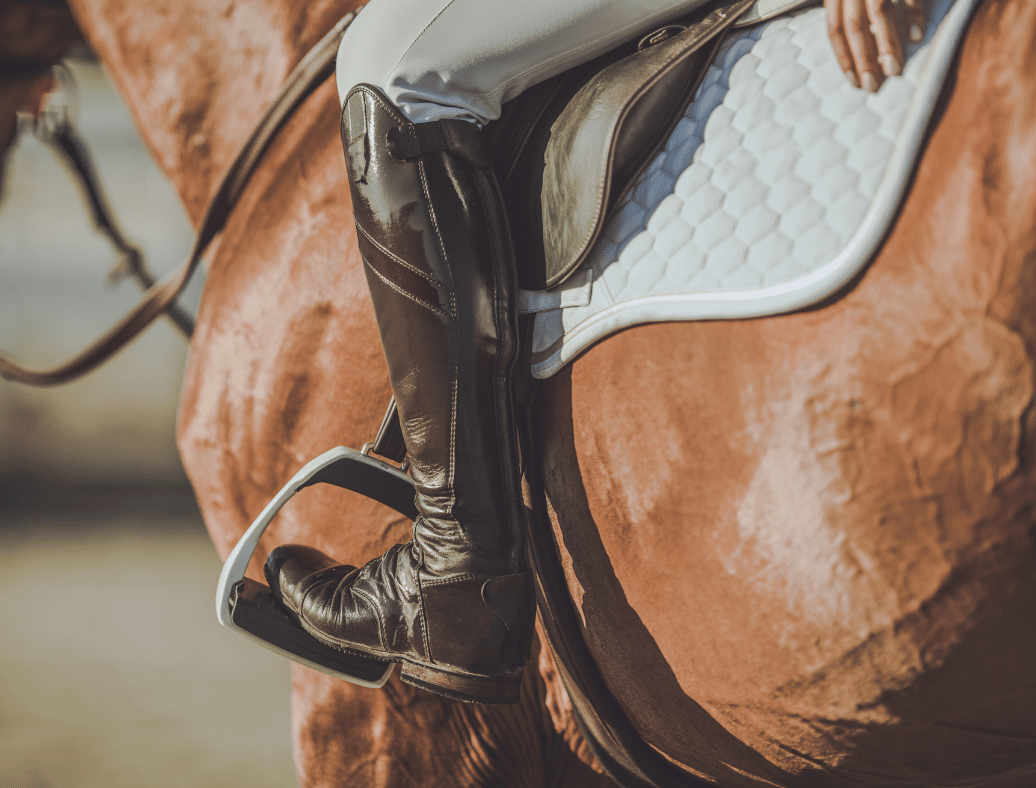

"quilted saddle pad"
[520, 0, 978, 379]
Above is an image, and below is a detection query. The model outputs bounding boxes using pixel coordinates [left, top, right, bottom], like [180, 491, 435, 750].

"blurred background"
[0, 54, 298, 787]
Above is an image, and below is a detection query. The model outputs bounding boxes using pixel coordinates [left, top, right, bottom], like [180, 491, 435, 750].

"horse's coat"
[16, 0, 1036, 784]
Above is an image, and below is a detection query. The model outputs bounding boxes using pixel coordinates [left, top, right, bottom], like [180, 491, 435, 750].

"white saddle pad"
[521, 0, 977, 379]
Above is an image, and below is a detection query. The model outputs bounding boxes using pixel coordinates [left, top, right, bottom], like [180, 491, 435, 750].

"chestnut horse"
[5, 0, 1036, 785]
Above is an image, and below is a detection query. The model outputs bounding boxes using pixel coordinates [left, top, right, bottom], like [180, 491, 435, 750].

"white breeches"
[336, 0, 715, 124]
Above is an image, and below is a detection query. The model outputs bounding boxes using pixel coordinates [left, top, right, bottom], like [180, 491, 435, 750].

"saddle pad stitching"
[527, 0, 974, 378]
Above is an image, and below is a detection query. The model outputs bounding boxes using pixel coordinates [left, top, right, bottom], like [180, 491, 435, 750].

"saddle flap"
[540, 0, 756, 290]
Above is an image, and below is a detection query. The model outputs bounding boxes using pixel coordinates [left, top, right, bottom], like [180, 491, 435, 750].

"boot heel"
[400, 662, 523, 705]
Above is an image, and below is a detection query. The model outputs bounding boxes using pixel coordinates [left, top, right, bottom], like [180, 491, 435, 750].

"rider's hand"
[826, 0, 926, 92]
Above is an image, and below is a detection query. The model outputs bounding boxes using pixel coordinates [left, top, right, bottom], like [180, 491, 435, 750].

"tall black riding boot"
[265, 85, 534, 704]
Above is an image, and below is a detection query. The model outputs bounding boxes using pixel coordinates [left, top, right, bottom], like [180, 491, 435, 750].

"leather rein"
[0, 9, 360, 385]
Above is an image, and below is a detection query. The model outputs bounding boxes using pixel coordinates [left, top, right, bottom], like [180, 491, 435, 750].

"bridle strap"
[0, 8, 360, 385]
[43, 114, 196, 336]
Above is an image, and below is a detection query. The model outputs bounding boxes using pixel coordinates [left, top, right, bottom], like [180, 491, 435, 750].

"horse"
[3, 0, 1035, 784]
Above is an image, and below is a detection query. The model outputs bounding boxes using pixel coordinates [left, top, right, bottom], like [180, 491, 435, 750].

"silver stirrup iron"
[215, 446, 416, 688]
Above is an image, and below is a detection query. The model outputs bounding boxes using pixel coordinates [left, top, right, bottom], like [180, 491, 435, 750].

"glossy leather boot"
[265, 85, 534, 704]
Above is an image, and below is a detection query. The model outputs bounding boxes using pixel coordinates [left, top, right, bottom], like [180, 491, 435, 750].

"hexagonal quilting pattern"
[527, 0, 975, 376]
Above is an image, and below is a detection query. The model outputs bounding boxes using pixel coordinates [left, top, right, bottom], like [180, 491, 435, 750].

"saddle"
[484, 0, 811, 292]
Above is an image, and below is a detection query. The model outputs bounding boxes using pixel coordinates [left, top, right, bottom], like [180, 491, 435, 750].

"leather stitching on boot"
[447, 375, 458, 518]
[420, 573, 486, 586]
[351, 84, 409, 127]
[415, 154, 460, 516]
[414, 573, 434, 663]
[360, 253, 450, 318]
[416, 159, 454, 291]
[416, 155, 461, 312]
[355, 222, 450, 291]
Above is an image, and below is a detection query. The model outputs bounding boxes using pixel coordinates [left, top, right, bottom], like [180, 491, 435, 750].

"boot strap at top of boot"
[386, 119, 493, 169]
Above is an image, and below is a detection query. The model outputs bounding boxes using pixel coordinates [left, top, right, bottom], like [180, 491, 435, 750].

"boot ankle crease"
[349, 586, 390, 651]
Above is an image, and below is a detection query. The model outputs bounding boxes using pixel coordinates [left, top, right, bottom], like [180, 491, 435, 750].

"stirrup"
[215, 446, 416, 688]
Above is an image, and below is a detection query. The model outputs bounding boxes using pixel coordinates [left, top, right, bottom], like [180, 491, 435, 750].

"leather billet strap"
[372, 397, 407, 462]
[0, 8, 363, 385]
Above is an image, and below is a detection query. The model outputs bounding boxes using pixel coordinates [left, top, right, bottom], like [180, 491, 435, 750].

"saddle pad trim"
[527, 0, 979, 379]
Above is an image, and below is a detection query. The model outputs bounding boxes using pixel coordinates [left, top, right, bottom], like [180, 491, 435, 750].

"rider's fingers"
[901, 0, 926, 44]
[843, 0, 882, 91]
[827, 0, 861, 87]
[866, 0, 903, 79]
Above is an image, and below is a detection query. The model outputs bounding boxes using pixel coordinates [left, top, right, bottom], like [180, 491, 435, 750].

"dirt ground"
[0, 487, 298, 788]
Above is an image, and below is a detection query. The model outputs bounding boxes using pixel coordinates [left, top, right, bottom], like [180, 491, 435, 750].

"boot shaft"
[341, 85, 525, 577]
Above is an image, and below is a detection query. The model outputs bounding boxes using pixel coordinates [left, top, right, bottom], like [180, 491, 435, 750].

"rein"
[0, 9, 360, 385]
[27, 72, 195, 338]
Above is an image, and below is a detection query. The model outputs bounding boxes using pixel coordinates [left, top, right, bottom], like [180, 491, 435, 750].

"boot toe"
[265, 545, 351, 603]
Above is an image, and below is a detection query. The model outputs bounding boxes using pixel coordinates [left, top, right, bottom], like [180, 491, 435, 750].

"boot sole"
[400, 662, 523, 705]
[278, 595, 523, 704]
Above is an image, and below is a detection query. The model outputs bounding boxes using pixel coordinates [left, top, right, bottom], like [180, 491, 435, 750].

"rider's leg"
[336, 0, 716, 125]
[268, 0, 711, 705]
[268, 85, 531, 704]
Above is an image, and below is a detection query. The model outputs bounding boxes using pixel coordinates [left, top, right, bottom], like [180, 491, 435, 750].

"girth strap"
[0, 8, 363, 385]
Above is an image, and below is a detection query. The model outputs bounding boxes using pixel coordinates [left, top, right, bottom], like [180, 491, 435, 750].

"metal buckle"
[637, 24, 687, 51]
[362, 440, 409, 472]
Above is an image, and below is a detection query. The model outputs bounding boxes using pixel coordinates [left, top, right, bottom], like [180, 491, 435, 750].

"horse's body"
[46, 0, 1036, 784]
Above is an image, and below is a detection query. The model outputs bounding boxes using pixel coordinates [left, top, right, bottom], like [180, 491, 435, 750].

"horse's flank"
[541, 0, 1036, 783]
[65, 0, 1036, 784]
